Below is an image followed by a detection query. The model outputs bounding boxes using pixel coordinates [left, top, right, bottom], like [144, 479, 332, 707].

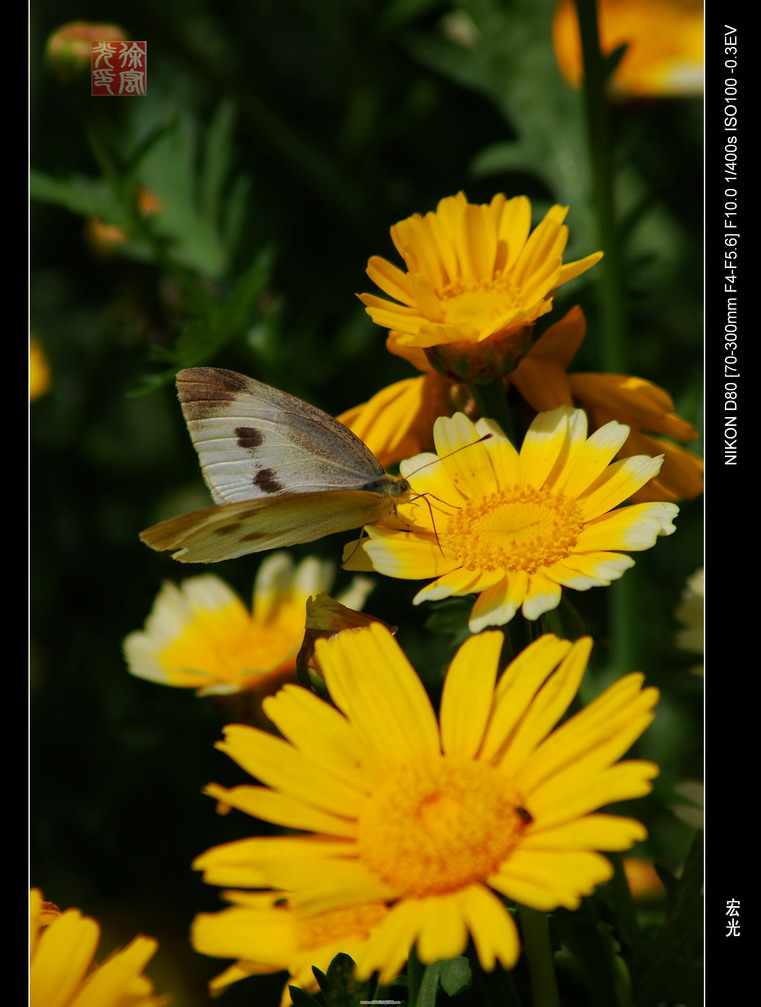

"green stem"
[574, 0, 633, 675]
[573, 0, 626, 372]
[519, 905, 560, 1007]
[470, 379, 515, 442]
[407, 946, 424, 1007]
[605, 853, 643, 955]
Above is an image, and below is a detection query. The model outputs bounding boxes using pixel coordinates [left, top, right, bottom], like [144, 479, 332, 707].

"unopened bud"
[46, 21, 126, 82]
[296, 594, 395, 688]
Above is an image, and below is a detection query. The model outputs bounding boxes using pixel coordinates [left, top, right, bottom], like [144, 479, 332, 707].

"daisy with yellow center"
[29, 889, 167, 1007]
[193, 624, 659, 982]
[360, 192, 602, 379]
[344, 407, 678, 630]
[192, 891, 388, 1004]
[124, 552, 371, 695]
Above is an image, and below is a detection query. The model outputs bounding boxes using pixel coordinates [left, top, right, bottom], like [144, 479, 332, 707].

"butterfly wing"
[176, 368, 388, 504]
[140, 490, 396, 563]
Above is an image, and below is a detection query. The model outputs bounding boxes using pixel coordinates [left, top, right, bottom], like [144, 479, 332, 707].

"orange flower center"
[437, 278, 522, 327]
[448, 485, 584, 573]
[295, 903, 388, 950]
[357, 758, 530, 898]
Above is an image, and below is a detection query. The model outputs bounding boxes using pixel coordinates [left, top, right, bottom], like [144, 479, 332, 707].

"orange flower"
[360, 192, 601, 381]
[510, 307, 703, 502]
[337, 371, 453, 469]
[553, 0, 703, 99]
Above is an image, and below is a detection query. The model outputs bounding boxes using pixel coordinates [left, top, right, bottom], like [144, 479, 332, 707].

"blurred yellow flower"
[30, 338, 51, 401]
[345, 408, 678, 630]
[674, 567, 703, 674]
[30, 889, 167, 1007]
[622, 858, 665, 901]
[553, 0, 704, 98]
[193, 625, 659, 983]
[192, 891, 388, 1005]
[511, 307, 703, 502]
[360, 192, 601, 381]
[124, 552, 372, 696]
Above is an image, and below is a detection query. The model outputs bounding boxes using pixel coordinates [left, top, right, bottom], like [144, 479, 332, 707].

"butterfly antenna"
[405, 432, 493, 479]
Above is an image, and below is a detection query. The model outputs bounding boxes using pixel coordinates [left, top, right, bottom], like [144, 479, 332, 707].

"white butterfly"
[140, 368, 412, 563]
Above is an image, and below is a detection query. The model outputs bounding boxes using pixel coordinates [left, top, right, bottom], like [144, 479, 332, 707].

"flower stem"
[407, 946, 424, 1007]
[519, 905, 560, 1007]
[605, 853, 643, 955]
[573, 0, 626, 372]
[573, 0, 634, 676]
[470, 379, 515, 441]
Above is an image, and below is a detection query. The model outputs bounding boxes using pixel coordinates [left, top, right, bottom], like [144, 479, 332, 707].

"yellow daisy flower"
[30, 889, 167, 1007]
[339, 309, 701, 503]
[124, 552, 372, 696]
[553, 0, 704, 99]
[193, 624, 659, 982]
[344, 408, 678, 630]
[359, 192, 602, 380]
[192, 891, 388, 1005]
[30, 338, 52, 401]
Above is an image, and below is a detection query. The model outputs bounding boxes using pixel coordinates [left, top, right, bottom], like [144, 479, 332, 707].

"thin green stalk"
[519, 905, 560, 1007]
[470, 379, 515, 442]
[407, 946, 424, 1007]
[573, 0, 635, 673]
[605, 853, 643, 955]
[573, 0, 626, 371]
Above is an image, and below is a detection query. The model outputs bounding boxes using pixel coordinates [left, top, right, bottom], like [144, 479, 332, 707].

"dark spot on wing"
[235, 426, 264, 450]
[178, 368, 248, 420]
[253, 468, 283, 494]
[515, 806, 533, 825]
[241, 531, 266, 542]
[213, 523, 242, 536]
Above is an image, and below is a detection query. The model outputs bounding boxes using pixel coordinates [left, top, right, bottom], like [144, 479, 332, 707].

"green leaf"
[439, 956, 472, 996]
[30, 170, 125, 226]
[556, 901, 629, 1007]
[406, 0, 596, 251]
[633, 834, 703, 1007]
[288, 986, 323, 1006]
[311, 952, 373, 1006]
[424, 598, 472, 640]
